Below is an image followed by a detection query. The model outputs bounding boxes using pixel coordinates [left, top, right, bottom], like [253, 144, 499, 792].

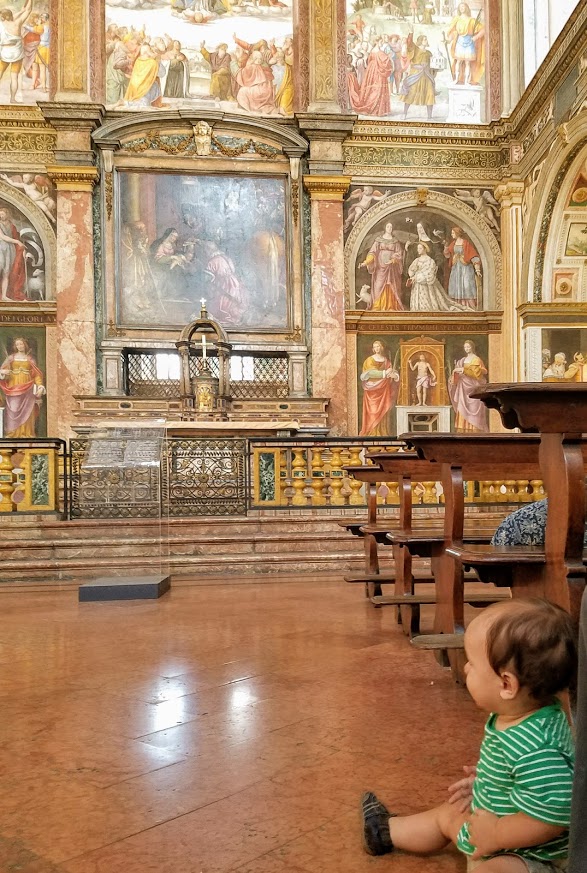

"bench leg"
[394, 544, 421, 637]
[432, 551, 466, 682]
[364, 534, 382, 598]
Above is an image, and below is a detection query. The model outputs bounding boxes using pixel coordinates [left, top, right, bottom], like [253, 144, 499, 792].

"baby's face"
[463, 614, 507, 713]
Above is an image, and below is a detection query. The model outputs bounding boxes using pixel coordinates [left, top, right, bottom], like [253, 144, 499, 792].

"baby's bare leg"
[389, 801, 467, 853]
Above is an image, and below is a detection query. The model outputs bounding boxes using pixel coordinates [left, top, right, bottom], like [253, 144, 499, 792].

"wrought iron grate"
[123, 350, 289, 400]
[167, 438, 247, 516]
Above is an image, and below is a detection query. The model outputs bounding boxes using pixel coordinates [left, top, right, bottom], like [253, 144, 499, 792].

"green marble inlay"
[31, 454, 49, 506]
[258, 453, 276, 502]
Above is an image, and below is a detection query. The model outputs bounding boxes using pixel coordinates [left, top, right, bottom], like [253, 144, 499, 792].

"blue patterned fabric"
[492, 499, 587, 546]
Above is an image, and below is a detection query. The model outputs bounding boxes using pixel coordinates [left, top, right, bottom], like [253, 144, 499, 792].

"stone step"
[0, 550, 368, 585]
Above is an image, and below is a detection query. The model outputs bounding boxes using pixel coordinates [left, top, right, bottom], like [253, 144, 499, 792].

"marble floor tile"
[0, 580, 483, 873]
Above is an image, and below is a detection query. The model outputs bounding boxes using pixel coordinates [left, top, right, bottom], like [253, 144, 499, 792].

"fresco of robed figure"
[354, 208, 482, 312]
[104, 0, 293, 116]
[0, 328, 46, 437]
[0, 0, 50, 105]
[116, 172, 289, 331]
[357, 332, 489, 436]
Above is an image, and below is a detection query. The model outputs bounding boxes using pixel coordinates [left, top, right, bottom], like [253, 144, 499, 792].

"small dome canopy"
[178, 302, 229, 347]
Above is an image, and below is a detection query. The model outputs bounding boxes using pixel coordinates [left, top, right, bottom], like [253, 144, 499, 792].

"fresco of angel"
[453, 188, 500, 233]
[344, 186, 390, 232]
[0, 173, 56, 223]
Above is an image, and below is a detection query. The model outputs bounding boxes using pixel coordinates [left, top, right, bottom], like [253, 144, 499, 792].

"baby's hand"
[447, 765, 476, 814]
[469, 808, 500, 859]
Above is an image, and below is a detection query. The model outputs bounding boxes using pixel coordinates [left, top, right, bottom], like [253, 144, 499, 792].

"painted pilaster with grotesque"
[53, 0, 104, 103]
[304, 175, 350, 435]
[495, 182, 525, 379]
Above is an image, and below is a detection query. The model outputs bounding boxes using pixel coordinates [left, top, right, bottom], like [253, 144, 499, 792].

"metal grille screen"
[124, 351, 288, 399]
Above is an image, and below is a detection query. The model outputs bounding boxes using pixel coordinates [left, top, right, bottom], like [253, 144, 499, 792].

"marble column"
[46, 167, 99, 437]
[495, 182, 525, 380]
[304, 175, 351, 436]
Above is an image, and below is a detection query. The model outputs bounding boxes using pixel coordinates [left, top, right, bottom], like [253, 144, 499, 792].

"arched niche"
[521, 114, 587, 306]
[344, 188, 502, 312]
[0, 179, 56, 303]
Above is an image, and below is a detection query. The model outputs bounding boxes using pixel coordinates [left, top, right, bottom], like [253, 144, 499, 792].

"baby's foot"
[361, 791, 394, 856]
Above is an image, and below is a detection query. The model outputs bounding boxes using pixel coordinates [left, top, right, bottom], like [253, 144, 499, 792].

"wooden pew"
[391, 434, 544, 681]
[466, 384, 587, 625]
[350, 453, 504, 638]
[336, 462, 395, 598]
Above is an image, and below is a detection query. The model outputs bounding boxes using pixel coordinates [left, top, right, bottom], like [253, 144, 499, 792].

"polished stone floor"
[0, 580, 485, 872]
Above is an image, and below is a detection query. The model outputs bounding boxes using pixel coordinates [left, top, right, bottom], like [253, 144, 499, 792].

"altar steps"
[0, 515, 377, 585]
[0, 510, 507, 588]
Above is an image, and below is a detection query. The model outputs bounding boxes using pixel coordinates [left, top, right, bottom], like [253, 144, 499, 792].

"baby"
[361, 598, 576, 872]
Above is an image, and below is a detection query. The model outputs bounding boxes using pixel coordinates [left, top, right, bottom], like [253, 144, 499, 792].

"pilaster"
[501, 0, 525, 116]
[42, 105, 103, 436]
[296, 114, 356, 175]
[53, 0, 104, 103]
[495, 181, 525, 380]
[304, 175, 351, 435]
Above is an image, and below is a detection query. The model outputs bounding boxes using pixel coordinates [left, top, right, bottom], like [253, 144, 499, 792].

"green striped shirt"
[457, 701, 574, 861]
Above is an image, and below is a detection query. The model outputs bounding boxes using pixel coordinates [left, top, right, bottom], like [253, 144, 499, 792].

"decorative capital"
[47, 165, 99, 192]
[303, 175, 351, 201]
[494, 181, 525, 207]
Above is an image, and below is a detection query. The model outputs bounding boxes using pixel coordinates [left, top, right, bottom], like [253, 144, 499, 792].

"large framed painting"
[105, 0, 293, 116]
[116, 171, 289, 330]
[353, 207, 484, 313]
[0, 326, 46, 437]
[0, 0, 50, 105]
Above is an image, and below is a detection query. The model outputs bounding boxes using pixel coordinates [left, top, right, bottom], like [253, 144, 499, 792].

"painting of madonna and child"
[346, 0, 488, 123]
[116, 172, 289, 331]
[105, 0, 293, 115]
[0, 0, 50, 105]
[357, 333, 489, 437]
[352, 209, 483, 313]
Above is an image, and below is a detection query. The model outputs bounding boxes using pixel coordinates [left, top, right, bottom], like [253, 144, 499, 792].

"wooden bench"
[335, 461, 397, 597]
[467, 384, 587, 626]
[382, 434, 545, 680]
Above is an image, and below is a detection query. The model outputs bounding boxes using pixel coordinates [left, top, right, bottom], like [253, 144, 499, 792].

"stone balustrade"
[0, 440, 66, 515]
[250, 439, 545, 509]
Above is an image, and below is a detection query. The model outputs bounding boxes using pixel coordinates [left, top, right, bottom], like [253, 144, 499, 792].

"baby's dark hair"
[485, 598, 577, 703]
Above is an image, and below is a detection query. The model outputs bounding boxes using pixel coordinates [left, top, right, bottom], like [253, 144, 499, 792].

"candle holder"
[176, 300, 232, 420]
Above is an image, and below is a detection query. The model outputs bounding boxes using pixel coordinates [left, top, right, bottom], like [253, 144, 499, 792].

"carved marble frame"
[92, 111, 309, 397]
[344, 188, 503, 312]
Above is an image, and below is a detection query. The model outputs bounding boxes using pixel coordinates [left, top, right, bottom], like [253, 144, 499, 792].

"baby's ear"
[499, 670, 520, 700]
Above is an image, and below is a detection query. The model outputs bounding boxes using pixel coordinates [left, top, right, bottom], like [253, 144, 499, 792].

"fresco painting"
[352, 206, 483, 312]
[116, 171, 289, 330]
[0, 0, 49, 105]
[105, 0, 293, 115]
[0, 196, 47, 302]
[541, 329, 587, 382]
[357, 332, 489, 436]
[565, 222, 587, 257]
[0, 326, 46, 437]
[346, 0, 487, 123]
